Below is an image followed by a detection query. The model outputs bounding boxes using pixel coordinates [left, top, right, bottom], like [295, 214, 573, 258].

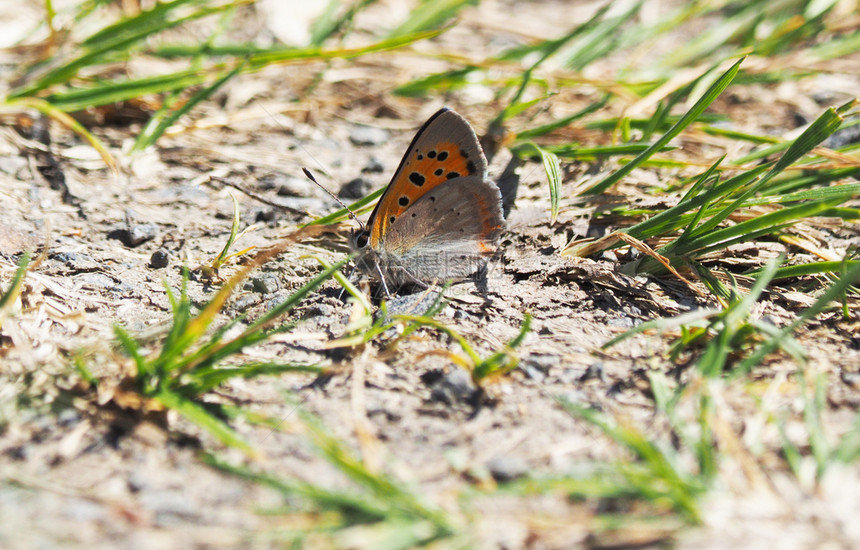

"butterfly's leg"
[374, 262, 392, 298]
[338, 264, 360, 301]
[401, 268, 430, 289]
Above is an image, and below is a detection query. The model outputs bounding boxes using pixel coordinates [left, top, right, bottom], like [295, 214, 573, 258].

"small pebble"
[231, 294, 259, 311]
[383, 290, 444, 318]
[276, 176, 313, 197]
[486, 455, 529, 482]
[0, 155, 27, 175]
[149, 250, 169, 269]
[607, 316, 634, 328]
[339, 178, 372, 200]
[361, 156, 385, 173]
[579, 362, 605, 382]
[520, 353, 560, 378]
[109, 223, 158, 247]
[251, 273, 280, 294]
[349, 125, 389, 146]
[429, 369, 476, 406]
[824, 124, 860, 149]
[52, 251, 99, 270]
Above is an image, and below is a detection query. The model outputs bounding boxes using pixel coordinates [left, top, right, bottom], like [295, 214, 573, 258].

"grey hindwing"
[379, 176, 504, 283]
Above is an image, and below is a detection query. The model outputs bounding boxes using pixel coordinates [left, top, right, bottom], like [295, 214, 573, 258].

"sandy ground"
[1, 1, 859, 548]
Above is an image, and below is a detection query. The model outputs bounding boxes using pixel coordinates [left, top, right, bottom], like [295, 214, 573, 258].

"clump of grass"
[399, 313, 532, 386]
[506, 381, 716, 527]
[780, 371, 860, 483]
[206, 409, 460, 548]
[558, 397, 711, 523]
[3, 0, 449, 154]
[603, 257, 860, 376]
[310, 259, 532, 386]
[565, 99, 860, 286]
[0, 253, 31, 329]
[80, 227, 344, 451]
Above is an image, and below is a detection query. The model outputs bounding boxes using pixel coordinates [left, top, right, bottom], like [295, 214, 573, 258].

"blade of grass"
[513, 143, 561, 223]
[133, 60, 244, 151]
[512, 95, 610, 141]
[387, 0, 476, 37]
[582, 57, 744, 196]
[156, 387, 252, 452]
[733, 259, 860, 374]
[2, 97, 117, 173]
[0, 253, 31, 327]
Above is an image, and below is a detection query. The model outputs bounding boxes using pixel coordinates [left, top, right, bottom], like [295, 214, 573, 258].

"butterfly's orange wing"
[367, 108, 487, 248]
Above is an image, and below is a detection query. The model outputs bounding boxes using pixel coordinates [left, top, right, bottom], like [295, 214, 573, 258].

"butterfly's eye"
[353, 231, 369, 249]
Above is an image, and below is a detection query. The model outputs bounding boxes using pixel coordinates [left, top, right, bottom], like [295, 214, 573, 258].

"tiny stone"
[607, 316, 634, 328]
[349, 125, 389, 146]
[0, 155, 27, 175]
[128, 223, 158, 246]
[339, 178, 372, 200]
[52, 251, 77, 264]
[255, 208, 277, 222]
[58, 408, 80, 427]
[361, 156, 385, 173]
[841, 370, 860, 388]
[558, 389, 589, 406]
[383, 290, 444, 318]
[824, 124, 860, 149]
[486, 455, 529, 482]
[579, 362, 605, 382]
[251, 273, 280, 294]
[109, 223, 159, 247]
[231, 294, 259, 311]
[429, 369, 476, 406]
[77, 272, 120, 291]
[276, 176, 313, 197]
[149, 250, 169, 269]
[521, 353, 560, 375]
[301, 303, 335, 318]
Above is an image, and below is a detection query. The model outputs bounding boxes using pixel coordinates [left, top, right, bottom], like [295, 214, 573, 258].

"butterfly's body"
[351, 109, 504, 291]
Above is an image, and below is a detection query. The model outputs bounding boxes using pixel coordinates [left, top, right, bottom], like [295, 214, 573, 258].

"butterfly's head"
[350, 228, 370, 251]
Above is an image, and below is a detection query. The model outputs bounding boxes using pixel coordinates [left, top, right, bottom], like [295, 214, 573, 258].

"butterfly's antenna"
[302, 167, 365, 231]
[257, 105, 365, 232]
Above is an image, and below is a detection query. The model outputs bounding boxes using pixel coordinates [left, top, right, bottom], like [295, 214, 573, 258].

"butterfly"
[350, 108, 505, 294]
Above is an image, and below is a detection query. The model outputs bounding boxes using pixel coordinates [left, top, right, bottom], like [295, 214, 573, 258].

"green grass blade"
[582, 57, 743, 196]
[306, 187, 384, 226]
[734, 259, 860, 374]
[394, 66, 478, 97]
[193, 363, 323, 392]
[564, 1, 642, 71]
[749, 260, 860, 280]
[0, 253, 30, 317]
[510, 142, 560, 223]
[156, 388, 251, 452]
[387, 0, 476, 37]
[3, 97, 117, 172]
[497, 3, 610, 62]
[133, 61, 244, 151]
[12, 1, 240, 98]
[513, 95, 609, 141]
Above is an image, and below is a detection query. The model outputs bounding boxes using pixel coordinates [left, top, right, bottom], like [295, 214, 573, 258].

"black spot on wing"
[398, 196, 409, 207]
[434, 168, 443, 176]
[437, 151, 449, 161]
[466, 160, 477, 174]
[446, 172, 460, 180]
[409, 172, 426, 186]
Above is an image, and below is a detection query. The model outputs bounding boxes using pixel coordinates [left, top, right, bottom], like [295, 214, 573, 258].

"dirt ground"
[1, 1, 860, 548]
